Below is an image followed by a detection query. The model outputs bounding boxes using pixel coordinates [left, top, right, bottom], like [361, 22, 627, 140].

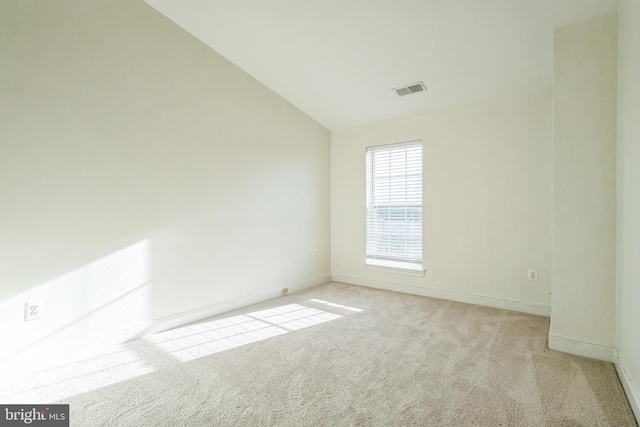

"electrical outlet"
[527, 269, 539, 282]
[25, 301, 44, 321]
[281, 288, 288, 296]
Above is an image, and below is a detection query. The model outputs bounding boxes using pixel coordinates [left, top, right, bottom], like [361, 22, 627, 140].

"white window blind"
[366, 141, 422, 269]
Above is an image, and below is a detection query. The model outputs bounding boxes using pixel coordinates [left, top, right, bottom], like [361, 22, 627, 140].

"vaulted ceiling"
[145, 0, 618, 130]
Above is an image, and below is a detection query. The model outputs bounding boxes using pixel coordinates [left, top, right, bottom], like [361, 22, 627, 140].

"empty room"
[1, 0, 639, 425]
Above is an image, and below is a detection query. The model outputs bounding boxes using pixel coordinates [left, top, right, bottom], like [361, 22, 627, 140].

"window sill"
[365, 259, 426, 277]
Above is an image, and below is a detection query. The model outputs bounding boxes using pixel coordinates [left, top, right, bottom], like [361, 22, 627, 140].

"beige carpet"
[1, 282, 637, 426]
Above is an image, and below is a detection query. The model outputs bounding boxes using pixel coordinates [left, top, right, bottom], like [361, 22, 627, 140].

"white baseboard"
[548, 333, 614, 362]
[332, 274, 550, 317]
[0, 274, 330, 379]
[614, 349, 640, 423]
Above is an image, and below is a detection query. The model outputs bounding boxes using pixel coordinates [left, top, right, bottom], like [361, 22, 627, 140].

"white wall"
[0, 0, 330, 368]
[332, 90, 552, 314]
[550, 13, 618, 360]
[616, 0, 640, 418]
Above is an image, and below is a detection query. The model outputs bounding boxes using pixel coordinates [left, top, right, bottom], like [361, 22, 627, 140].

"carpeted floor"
[1, 282, 637, 426]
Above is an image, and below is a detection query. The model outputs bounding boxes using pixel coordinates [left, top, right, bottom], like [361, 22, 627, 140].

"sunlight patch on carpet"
[0, 347, 155, 403]
[309, 299, 364, 312]
[0, 300, 362, 404]
[146, 304, 343, 362]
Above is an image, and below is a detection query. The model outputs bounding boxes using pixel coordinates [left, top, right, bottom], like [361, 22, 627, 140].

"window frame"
[365, 140, 424, 272]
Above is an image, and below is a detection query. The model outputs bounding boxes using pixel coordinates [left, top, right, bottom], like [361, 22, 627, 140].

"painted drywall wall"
[0, 0, 330, 366]
[550, 14, 617, 354]
[331, 90, 552, 313]
[617, 0, 640, 417]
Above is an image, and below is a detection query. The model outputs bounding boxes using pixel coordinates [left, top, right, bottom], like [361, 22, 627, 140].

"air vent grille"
[393, 81, 426, 97]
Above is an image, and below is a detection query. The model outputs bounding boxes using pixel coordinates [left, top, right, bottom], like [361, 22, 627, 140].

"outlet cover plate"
[25, 301, 44, 321]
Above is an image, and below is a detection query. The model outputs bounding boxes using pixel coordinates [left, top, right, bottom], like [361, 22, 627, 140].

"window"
[366, 141, 423, 271]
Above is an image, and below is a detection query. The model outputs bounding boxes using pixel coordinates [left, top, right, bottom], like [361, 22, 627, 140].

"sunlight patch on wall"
[0, 240, 152, 363]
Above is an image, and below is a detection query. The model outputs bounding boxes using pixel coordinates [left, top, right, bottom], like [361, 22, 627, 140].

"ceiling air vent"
[393, 81, 427, 97]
